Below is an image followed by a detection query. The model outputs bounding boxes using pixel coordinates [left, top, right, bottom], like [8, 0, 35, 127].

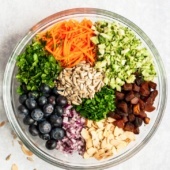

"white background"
[0, 0, 170, 170]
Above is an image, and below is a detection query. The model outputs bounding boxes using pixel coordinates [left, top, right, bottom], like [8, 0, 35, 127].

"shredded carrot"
[37, 19, 96, 68]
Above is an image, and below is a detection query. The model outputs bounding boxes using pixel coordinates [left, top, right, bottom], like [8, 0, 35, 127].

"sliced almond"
[107, 117, 115, 123]
[86, 119, 93, 127]
[95, 121, 104, 129]
[98, 131, 104, 140]
[86, 139, 93, 149]
[110, 139, 121, 147]
[114, 126, 124, 137]
[21, 144, 33, 156]
[5, 154, 11, 161]
[101, 138, 107, 149]
[124, 131, 135, 141]
[11, 164, 18, 170]
[18, 140, 23, 146]
[116, 141, 127, 152]
[94, 152, 103, 160]
[27, 157, 34, 161]
[87, 147, 97, 156]
[0, 121, 6, 127]
[90, 131, 98, 140]
[115, 133, 128, 141]
[92, 139, 100, 147]
[81, 128, 90, 140]
[83, 152, 91, 159]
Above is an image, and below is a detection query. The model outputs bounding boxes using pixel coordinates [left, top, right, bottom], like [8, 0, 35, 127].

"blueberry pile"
[18, 84, 68, 150]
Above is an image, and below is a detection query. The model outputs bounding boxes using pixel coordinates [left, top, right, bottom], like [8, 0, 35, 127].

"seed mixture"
[16, 18, 158, 160]
[56, 62, 104, 105]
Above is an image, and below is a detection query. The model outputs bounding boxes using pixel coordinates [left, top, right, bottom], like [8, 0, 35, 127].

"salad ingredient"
[18, 85, 69, 149]
[56, 105, 85, 155]
[19, 94, 28, 104]
[25, 98, 37, 110]
[39, 133, 51, 140]
[109, 77, 158, 134]
[82, 118, 135, 160]
[43, 104, 54, 117]
[40, 84, 52, 96]
[92, 21, 156, 91]
[28, 91, 39, 100]
[16, 41, 61, 93]
[56, 62, 104, 105]
[144, 117, 150, 124]
[50, 127, 65, 140]
[29, 124, 39, 136]
[38, 121, 52, 134]
[46, 139, 57, 150]
[31, 108, 44, 121]
[56, 96, 68, 107]
[52, 87, 60, 97]
[75, 86, 115, 121]
[18, 105, 29, 115]
[48, 95, 57, 105]
[38, 19, 96, 68]
[38, 96, 48, 106]
[54, 106, 64, 117]
[23, 115, 35, 125]
[49, 114, 63, 127]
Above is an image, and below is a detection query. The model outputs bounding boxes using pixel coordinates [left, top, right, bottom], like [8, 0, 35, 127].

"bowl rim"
[3, 7, 167, 169]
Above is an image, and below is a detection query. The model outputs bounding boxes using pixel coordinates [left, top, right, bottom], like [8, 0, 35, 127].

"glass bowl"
[3, 8, 167, 169]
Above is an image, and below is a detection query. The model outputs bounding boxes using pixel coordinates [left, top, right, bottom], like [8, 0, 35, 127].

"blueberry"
[23, 115, 35, 125]
[21, 83, 28, 93]
[46, 139, 57, 150]
[37, 117, 46, 123]
[38, 96, 47, 106]
[25, 98, 37, 110]
[28, 91, 39, 99]
[56, 96, 68, 107]
[38, 121, 52, 134]
[49, 114, 63, 127]
[50, 127, 65, 140]
[19, 94, 27, 104]
[39, 133, 51, 140]
[31, 108, 44, 121]
[43, 104, 54, 117]
[18, 105, 29, 115]
[40, 84, 51, 94]
[54, 106, 64, 116]
[48, 96, 56, 105]
[52, 87, 60, 97]
[29, 124, 39, 136]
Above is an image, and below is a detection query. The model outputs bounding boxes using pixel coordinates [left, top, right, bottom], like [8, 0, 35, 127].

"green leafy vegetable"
[75, 86, 115, 121]
[16, 40, 61, 93]
[91, 21, 156, 91]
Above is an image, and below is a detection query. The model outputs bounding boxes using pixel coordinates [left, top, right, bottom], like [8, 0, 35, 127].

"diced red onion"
[56, 105, 85, 155]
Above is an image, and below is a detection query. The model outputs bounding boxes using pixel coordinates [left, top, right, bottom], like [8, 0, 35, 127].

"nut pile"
[81, 117, 135, 160]
[56, 62, 104, 105]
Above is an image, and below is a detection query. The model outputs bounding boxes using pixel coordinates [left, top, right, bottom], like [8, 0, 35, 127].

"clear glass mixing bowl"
[3, 8, 167, 169]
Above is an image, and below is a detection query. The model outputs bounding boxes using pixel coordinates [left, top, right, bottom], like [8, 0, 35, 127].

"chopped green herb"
[75, 86, 115, 121]
[16, 40, 61, 93]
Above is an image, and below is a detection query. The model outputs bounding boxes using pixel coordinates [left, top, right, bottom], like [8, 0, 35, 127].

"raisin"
[123, 83, 133, 91]
[117, 101, 128, 113]
[115, 91, 125, 100]
[128, 114, 136, 122]
[124, 122, 135, 132]
[134, 117, 143, 127]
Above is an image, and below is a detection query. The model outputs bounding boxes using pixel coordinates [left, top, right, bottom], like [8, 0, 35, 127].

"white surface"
[0, 0, 170, 170]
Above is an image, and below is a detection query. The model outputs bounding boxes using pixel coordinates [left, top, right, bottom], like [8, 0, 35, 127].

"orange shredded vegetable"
[38, 19, 97, 68]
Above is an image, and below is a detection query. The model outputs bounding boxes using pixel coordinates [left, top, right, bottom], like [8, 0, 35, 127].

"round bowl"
[3, 8, 167, 169]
